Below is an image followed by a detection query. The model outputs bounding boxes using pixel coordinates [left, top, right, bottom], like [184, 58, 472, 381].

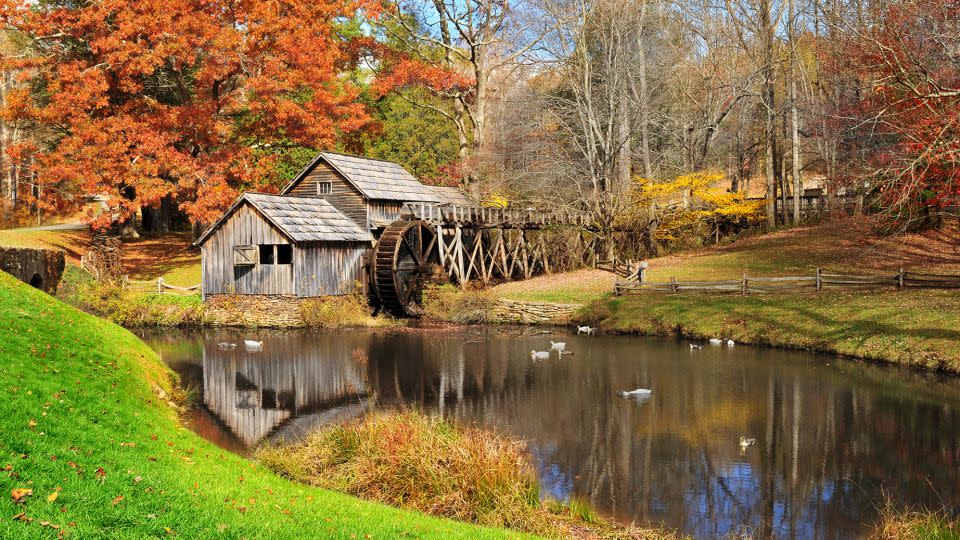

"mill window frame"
[258, 244, 293, 265]
[317, 181, 333, 196]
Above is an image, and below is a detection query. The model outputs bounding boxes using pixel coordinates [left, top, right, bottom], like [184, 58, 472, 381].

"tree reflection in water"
[140, 327, 960, 539]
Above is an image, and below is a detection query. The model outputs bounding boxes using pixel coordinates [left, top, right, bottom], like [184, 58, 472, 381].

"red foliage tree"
[0, 0, 377, 228]
[830, 0, 960, 219]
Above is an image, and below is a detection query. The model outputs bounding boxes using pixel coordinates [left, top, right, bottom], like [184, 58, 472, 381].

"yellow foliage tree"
[622, 171, 765, 246]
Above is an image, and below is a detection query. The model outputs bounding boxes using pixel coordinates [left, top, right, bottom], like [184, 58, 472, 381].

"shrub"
[299, 291, 397, 328]
[57, 267, 207, 326]
[422, 284, 496, 324]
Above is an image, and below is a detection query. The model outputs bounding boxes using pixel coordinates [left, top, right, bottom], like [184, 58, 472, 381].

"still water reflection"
[138, 327, 960, 539]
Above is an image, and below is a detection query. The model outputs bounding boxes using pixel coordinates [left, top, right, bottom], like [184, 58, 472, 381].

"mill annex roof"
[429, 185, 476, 206]
[281, 152, 441, 203]
[194, 193, 373, 246]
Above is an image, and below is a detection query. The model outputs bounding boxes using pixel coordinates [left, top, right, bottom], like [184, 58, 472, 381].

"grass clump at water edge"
[422, 284, 497, 324]
[299, 288, 399, 328]
[872, 502, 960, 540]
[257, 410, 677, 539]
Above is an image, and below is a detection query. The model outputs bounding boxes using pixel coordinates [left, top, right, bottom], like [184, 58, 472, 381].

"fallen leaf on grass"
[111, 495, 124, 506]
[11, 488, 33, 503]
[12, 512, 32, 523]
[95, 467, 106, 478]
[47, 490, 59, 503]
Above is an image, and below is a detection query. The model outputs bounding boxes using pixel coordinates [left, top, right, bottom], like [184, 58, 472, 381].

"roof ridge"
[320, 151, 405, 165]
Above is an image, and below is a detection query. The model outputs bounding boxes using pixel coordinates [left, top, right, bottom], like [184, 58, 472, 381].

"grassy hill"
[0, 272, 523, 539]
[0, 227, 200, 287]
[493, 216, 960, 304]
[494, 217, 960, 373]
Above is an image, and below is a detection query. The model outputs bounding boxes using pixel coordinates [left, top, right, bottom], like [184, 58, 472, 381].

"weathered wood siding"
[287, 161, 368, 229]
[295, 242, 369, 296]
[201, 204, 294, 296]
[368, 201, 403, 227]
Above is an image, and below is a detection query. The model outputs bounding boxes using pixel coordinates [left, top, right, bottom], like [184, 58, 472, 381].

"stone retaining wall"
[488, 298, 582, 325]
[0, 247, 65, 293]
[204, 294, 305, 328]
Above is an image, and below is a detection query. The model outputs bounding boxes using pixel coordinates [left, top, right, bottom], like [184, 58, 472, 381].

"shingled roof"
[281, 152, 440, 203]
[429, 185, 475, 206]
[194, 193, 373, 246]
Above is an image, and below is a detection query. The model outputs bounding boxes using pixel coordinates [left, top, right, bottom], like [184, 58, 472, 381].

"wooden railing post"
[898, 267, 905, 289]
[815, 268, 822, 291]
[741, 273, 747, 296]
[157, 276, 164, 294]
[670, 276, 678, 293]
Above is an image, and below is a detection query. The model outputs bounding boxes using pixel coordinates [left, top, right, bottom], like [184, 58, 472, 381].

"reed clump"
[257, 410, 675, 538]
[257, 410, 543, 531]
[299, 290, 397, 328]
[872, 503, 960, 540]
[422, 283, 496, 323]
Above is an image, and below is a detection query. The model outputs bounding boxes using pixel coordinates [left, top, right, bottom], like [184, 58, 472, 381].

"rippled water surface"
[138, 327, 960, 539]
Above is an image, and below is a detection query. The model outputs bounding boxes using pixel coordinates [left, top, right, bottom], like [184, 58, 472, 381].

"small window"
[317, 181, 332, 196]
[276, 244, 293, 264]
[259, 244, 275, 265]
[234, 245, 256, 266]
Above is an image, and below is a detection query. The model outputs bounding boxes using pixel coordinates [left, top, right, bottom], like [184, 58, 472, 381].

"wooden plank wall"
[295, 242, 370, 296]
[286, 160, 369, 228]
[368, 201, 403, 227]
[201, 204, 294, 296]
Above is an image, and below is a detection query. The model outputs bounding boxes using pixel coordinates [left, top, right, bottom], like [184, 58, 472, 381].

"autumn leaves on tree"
[0, 0, 381, 229]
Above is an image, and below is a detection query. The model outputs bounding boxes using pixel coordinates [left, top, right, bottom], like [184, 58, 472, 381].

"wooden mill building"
[195, 152, 471, 299]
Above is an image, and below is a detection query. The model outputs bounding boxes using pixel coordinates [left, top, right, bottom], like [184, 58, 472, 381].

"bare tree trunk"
[789, 0, 802, 224]
[762, 0, 776, 227]
[616, 96, 631, 191]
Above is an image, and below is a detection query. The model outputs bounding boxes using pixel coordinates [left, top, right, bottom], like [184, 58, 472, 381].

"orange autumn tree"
[0, 0, 376, 230]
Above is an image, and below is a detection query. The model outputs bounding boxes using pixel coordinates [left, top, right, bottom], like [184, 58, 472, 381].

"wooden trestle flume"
[368, 201, 591, 316]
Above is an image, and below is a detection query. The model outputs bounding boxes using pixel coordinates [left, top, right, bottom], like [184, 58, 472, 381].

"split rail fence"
[614, 268, 960, 295]
[123, 276, 201, 295]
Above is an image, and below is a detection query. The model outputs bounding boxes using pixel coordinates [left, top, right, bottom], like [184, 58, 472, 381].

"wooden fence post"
[897, 267, 904, 289]
[670, 276, 678, 294]
[741, 273, 748, 296]
[157, 276, 164, 294]
[815, 268, 822, 291]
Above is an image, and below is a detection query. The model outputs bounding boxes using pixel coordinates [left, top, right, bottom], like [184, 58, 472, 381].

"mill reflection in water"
[140, 327, 960, 539]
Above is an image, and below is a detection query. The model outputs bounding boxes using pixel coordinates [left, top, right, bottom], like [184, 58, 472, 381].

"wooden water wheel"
[371, 220, 439, 316]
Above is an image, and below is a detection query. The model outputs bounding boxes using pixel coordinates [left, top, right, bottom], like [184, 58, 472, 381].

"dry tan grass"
[257, 410, 678, 540]
[491, 269, 617, 304]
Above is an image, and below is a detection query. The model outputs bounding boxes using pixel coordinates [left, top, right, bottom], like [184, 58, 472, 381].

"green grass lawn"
[0, 272, 527, 539]
[494, 216, 960, 305]
[579, 289, 960, 373]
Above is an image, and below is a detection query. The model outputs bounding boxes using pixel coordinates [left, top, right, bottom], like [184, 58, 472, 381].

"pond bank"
[0, 272, 525, 539]
[59, 263, 960, 375]
[575, 289, 960, 374]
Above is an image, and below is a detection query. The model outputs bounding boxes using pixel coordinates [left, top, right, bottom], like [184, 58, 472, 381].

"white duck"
[690, 344, 704, 350]
[618, 388, 652, 398]
[244, 340, 263, 351]
[577, 325, 595, 336]
[550, 341, 567, 354]
[531, 350, 551, 361]
[726, 339, 736, 347]
[709, 338, 723, 345]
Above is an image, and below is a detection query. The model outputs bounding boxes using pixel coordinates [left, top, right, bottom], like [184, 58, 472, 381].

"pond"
[138, 326, 960, 539]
